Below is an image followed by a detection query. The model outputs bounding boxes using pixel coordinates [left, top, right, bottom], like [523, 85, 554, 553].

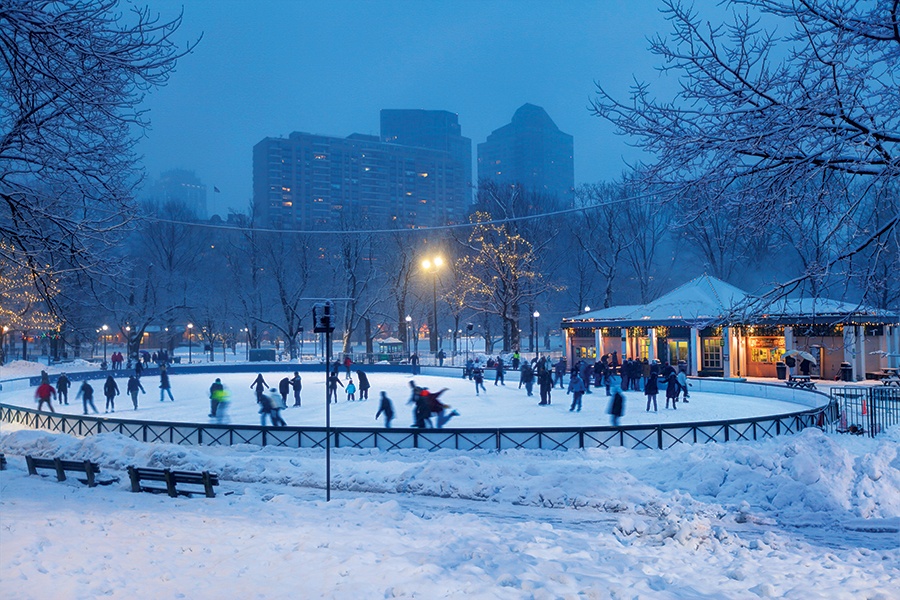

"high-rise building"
[477, 103, 574, 205]
[380, 109, 472, 201]
[253, 112, 471, 230]
[146, 169, 208, 219]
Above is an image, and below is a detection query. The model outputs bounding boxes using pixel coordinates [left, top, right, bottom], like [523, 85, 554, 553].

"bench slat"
[128, 466, 219, 498]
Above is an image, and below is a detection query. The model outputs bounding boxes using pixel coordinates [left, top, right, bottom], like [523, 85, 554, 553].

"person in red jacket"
[35, 382, 57, 413]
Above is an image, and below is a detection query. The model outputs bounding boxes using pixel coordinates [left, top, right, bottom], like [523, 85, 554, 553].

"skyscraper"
[253, 112, 472, 230]
[146, 169, 208, 219]
[477, 103, 574, 205]
[380, 109, 472, 201]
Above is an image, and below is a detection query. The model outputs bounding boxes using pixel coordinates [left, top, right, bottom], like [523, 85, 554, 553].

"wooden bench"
[26, 456, 103, 487]
[0, 453, 6, 470]
[127, 466, 219, 498]
[882, 377, 900, 387]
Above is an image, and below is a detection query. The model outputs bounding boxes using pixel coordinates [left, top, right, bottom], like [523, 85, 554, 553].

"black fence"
[0, 402, 829, 452]
[827, 386, 900, 437]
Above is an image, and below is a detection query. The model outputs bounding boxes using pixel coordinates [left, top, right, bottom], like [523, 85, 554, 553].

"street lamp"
[405, 315, 412, 358]
[187, 323, 193, 364]
[533, 311, 540, 356]
[421, 256, 444, 353]
[1, 325, 8, 365]
[584, 306, 591, 313]
[101, 324, 109, 365]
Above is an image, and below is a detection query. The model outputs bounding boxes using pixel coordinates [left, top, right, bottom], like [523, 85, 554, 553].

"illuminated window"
[418, 172, 428, 178]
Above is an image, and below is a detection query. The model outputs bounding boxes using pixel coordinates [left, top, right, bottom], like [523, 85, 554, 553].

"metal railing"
[0, 402, 829, 451]
[827, 386, 900, 437]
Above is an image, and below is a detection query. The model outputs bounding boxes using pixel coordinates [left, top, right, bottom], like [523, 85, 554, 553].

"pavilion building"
[561, 275, 900, 381]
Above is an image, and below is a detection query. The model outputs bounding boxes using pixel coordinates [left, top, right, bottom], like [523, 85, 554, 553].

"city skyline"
[136, 1, 671, 217]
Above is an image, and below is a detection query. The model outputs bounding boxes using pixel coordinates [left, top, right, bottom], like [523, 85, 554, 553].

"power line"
[139, 188, 664, 236]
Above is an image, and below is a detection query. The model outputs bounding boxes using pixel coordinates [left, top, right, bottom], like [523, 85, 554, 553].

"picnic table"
[881, 367, 899, 378]
[882, 376, 900, 387]
[785, 375, 816, 390]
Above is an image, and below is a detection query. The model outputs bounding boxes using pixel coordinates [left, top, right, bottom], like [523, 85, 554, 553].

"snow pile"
[1, 423, 897, 598]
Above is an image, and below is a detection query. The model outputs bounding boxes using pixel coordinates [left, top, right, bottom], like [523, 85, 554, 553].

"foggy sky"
[137, 0, 673, 217]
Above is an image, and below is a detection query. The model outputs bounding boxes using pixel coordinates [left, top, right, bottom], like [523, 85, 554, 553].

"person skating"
[677, 368, 690, 403]
[408, 381, 432, 428]
[250, 373, 268, 402]
[159, 364, 174, 401]
[34, 380, 56, 413]
[103, 375, 119, 412]
[554, 358, 567, 389]
[608, 382, 626, 426]
[327, 370, 344, 403]
[346, 379, 357, 401]
[343, 354, 353, 379]
[427, 388, 458, 428]
[211, 382, 230, 422]
[208, 378, 224, 417]
[520, 362, 535, 396]
[494, 357, 505, 386]
[260, 388, 286, 426]
[665, 371, 679, 409]
[356, 370, 370, 400]
[472, 366, 486, 395]
[56, 372, 70, 405]
[290, 372, 302, 407]
[278, 376, 290, 408]
[644, 370, 659, 412]
[127, 374, 146, 410]
[567, 371, 586, 412]
[76, 380, 99, 414]
[375, 391, 394, 428]
[538, 367, 553, 405]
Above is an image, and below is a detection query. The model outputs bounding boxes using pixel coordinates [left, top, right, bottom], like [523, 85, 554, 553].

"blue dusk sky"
[137, 0, 676, 216]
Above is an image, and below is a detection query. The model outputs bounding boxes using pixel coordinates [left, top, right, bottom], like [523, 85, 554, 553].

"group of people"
[106, 351, 127, 371]
[34, 363, 172, 415]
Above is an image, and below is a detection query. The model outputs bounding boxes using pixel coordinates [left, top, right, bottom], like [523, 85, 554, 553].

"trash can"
[776, 362, 787, 380]
[840, 362, 853, 382]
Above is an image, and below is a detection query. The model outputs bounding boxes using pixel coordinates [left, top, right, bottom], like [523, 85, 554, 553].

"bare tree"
[572, 183, 629, 308]
[253, 233, 312, 359]
[0, 1, 195, 310]
[590, 0, 900, 301]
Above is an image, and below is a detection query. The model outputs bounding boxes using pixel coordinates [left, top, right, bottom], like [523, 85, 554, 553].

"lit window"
[418, 172, 428, 178]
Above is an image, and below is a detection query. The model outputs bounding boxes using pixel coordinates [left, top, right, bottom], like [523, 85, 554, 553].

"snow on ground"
[1, 369, 812, 428]
[2, 362, 897, 598]
[1, 423, 897, 599]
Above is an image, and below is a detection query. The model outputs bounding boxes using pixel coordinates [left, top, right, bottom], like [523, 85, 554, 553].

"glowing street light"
[532, 311, 541, 354]
[421, 256, 444, 353]
[101, 324, 109, 365]
[187, 323, 194, 364]
[405, 315, 412, 358]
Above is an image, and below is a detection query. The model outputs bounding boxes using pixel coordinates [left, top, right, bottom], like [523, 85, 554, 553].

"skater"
[408, 381, 432, 428]
[494, 356, 505, 386]
[437, 348, 446, 367]
[465, 358, 474, 380]
[159, 364, 174, 401]
[356, 370, 370, 400]
[278, 376, 290, 408]
[34, 379, 56, 412]
[134, 359, 143, 379]
[520, 361, 535, 396]
[56, 372, 70, 405]
[665, 371, 679, 410]
[290, 372, 302, 407]
[644, 370, 658, 412]
[327, 370, 344, 403]
[250, 373, 268, 402]
[208, 378, 224, 417]
[76, 380, 99, 414]
[346, 379, 357, 401]
[608, 382, 626, 426]
[260, 388, 287, 426]
[375, 391, 395, 428]
[428, 389, 458, 428]
[677, 368, 690, 403]
[127, 374, 146, 410]
[409, 353, 420, 375]
[343, 354, 353, 379]
[103, 375, 119, 412]
[211, 382, 230, 422]
[472, 366, 486, 395]
[567, 371, 586, 412]
[538, 366, 553, 405]
[554, 358, 567, 389]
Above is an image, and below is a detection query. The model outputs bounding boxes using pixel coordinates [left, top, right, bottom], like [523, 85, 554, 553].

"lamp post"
[187, 323, 193, 364]
[533, 311, 540, 356]
[421, 256, 443, 353]
[1, 325, 8, 365]
[101, 324, 109, 365]
[405, 315, 412, 358]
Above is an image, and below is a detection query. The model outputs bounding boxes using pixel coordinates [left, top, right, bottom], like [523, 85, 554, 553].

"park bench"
[0, 453, 7, 470]
[127, 466, 219, 498]
[785, 376, 816, 390]
[25, 455, 105, 487]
